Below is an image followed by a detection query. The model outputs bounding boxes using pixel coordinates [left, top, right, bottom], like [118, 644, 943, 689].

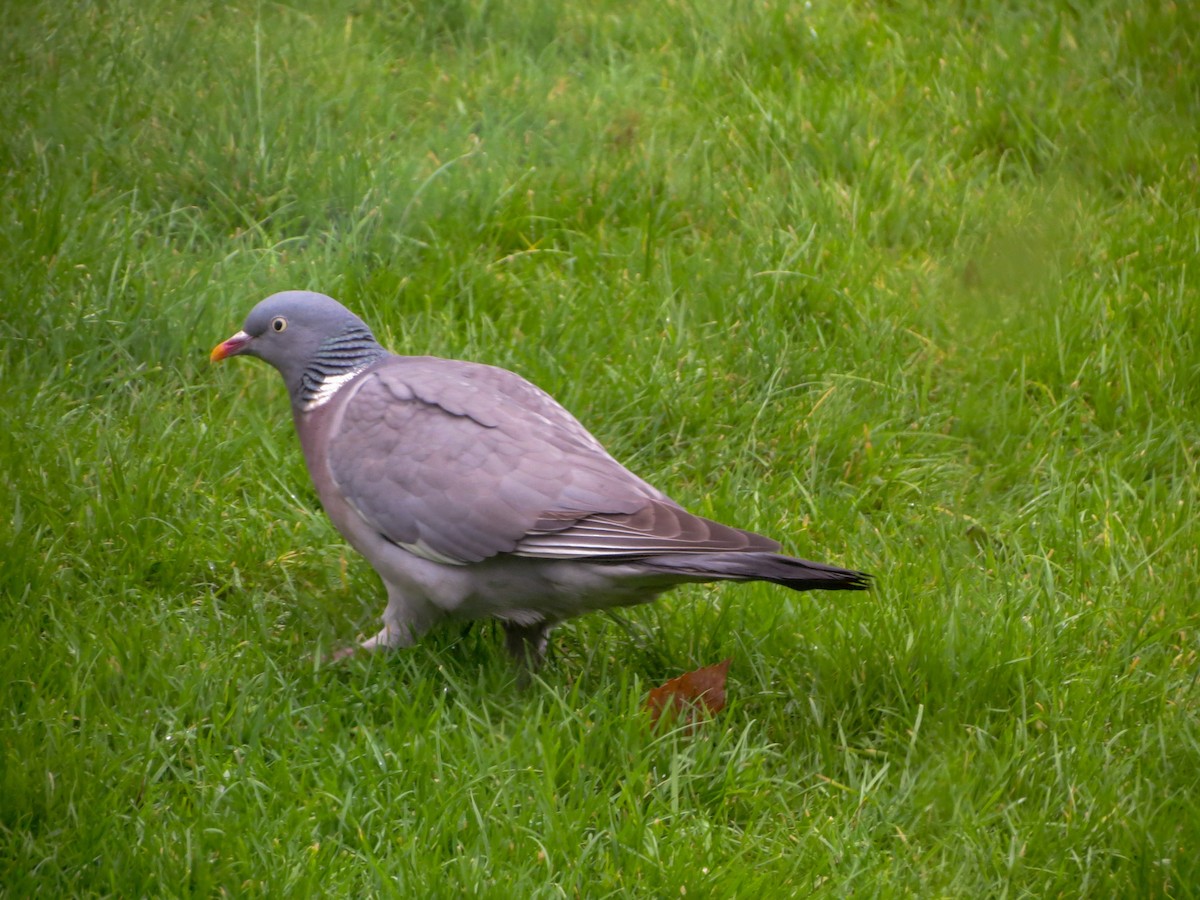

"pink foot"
[326, 644, 359, 663]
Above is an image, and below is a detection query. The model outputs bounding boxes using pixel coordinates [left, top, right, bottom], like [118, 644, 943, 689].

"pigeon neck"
[296, 325, 387, 412]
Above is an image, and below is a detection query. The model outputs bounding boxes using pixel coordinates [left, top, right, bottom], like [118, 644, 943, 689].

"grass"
[2, 0, 1198, 894]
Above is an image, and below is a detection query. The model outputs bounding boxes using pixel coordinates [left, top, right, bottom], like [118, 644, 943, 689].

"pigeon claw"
[326, 644, 360, 664]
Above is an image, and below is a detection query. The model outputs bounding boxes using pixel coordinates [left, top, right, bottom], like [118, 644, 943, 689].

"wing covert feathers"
[325, 355, 863, 593]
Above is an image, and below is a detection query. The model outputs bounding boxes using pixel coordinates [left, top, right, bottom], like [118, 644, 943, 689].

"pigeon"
[211, 291, 870, 667]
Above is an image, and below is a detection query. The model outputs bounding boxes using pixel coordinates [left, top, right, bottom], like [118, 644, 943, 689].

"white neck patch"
[301, 368, 364, 411]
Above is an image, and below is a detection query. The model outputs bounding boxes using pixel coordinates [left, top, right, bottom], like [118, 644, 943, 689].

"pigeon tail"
[637, 552, 872, 592]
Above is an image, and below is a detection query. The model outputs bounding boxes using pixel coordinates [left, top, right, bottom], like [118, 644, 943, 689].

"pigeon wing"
[515, 502, 780, 559]
[327, 357, 665, 565]
[329, 356, 781, 566]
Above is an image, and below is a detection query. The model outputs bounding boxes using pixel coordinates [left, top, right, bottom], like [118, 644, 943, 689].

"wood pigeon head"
[211, 291, 382, 404]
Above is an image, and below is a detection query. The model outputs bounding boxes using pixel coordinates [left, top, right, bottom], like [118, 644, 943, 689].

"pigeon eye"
[271, 317, 287, 333]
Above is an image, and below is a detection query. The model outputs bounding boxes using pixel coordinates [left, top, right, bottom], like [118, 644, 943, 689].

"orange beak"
[210, 330, 253, 362]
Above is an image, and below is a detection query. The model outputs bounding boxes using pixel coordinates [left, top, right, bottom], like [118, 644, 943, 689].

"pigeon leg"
[327, 620, 413, 662]
[362, 581, 439, 652]
[502, 621, 552, 676]
[330, 584, 435, 661]
[359, 620, 415, 653]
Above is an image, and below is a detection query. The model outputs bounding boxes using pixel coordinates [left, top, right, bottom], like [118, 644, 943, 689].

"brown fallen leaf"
[645, 658, 732, 728]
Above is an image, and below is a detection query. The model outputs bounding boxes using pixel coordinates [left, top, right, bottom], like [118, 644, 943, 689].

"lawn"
[2, 0, 1198, 895]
